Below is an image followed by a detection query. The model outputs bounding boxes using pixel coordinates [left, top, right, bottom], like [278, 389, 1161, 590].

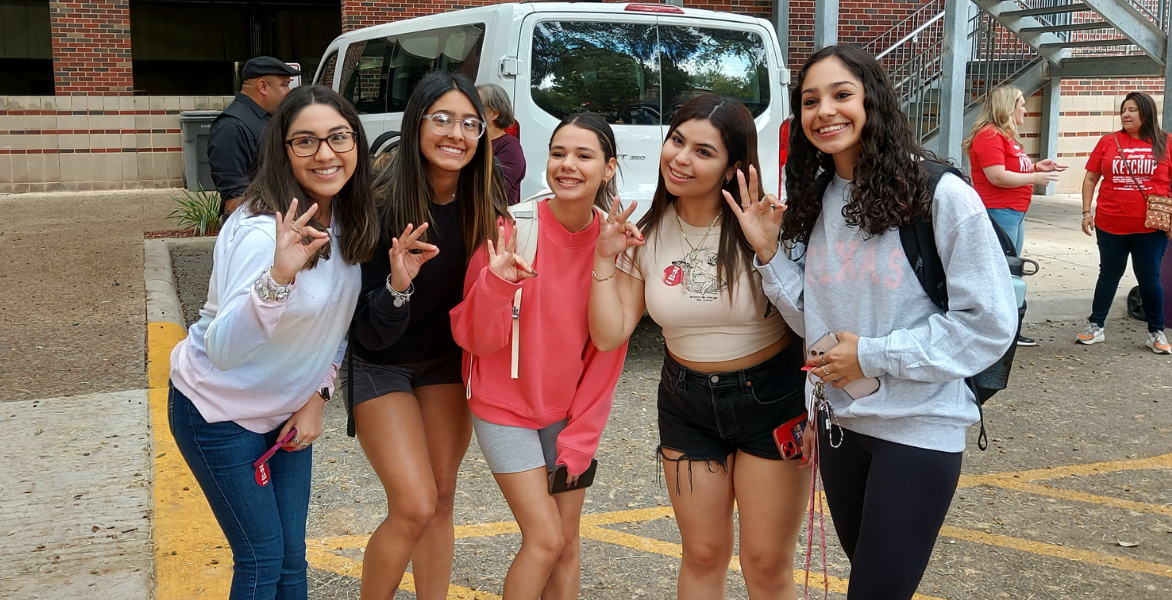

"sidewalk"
[0, 190, 1154, 599]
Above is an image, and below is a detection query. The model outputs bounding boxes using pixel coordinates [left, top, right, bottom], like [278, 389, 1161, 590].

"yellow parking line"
[958, 453, 1172, 488]
[980, 478, 1172, 516]
[305, 547, 502, 599]
[940, 525, 1172, 579]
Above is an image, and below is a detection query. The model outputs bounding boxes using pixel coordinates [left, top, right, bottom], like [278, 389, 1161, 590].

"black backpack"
[813, 160, 1024, 450]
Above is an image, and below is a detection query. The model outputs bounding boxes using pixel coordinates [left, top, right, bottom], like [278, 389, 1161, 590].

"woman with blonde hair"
[964, 84, 1066, 347]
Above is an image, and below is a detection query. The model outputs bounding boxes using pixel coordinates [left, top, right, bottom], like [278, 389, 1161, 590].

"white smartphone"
[806, 333, 881, 400]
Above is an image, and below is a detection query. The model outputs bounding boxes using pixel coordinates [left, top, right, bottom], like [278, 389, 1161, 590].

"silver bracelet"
[385, 275, 414, 308]
[253, 268, 293, 301]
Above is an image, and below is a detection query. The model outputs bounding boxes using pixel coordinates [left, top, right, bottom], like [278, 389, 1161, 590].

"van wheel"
[370, 131, 401, 157]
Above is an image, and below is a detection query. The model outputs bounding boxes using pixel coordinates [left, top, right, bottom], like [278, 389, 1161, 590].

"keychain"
[803, 381, 844, 600]
[812, 381, 843, 448]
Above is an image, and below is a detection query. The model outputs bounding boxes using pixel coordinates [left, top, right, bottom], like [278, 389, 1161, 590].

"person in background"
[479, 83, 527, 205]
[964, 84, 1066, 347]
[208, 56, 300, 215]
[1077, 91, 1172, 354]
[168, 85, 380, 600]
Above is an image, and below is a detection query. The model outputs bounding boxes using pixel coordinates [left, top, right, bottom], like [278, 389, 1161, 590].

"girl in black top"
[347, 71, 508, 600]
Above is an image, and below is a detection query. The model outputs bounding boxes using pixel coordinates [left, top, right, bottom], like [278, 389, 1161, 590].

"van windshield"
[531, 21, 771, 125]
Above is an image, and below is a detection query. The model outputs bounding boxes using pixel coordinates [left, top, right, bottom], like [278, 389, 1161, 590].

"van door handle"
[500, 58, 519, 77]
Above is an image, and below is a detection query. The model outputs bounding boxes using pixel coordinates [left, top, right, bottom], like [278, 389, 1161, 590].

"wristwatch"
[319, 387, 331, 402]
[385, 275, 414, 307]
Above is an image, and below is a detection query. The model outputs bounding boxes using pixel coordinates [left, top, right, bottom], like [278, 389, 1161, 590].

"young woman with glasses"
[346, 70, 509, 599]
[168, 85, 381, 600]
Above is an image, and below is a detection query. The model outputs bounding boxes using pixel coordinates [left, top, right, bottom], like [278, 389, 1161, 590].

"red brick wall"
[49, 0, 133, 95]
[1061, 79, 1165, 95]
[788, 0, 932, 71]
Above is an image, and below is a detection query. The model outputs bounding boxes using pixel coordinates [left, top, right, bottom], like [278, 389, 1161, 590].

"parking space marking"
[939, 525, 1172, 579]
[150, 324, 1172, 599]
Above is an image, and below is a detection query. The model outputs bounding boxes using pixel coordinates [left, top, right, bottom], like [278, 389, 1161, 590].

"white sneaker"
[1146, 331, 1171, 354]
[1076, 324, 1105, 345]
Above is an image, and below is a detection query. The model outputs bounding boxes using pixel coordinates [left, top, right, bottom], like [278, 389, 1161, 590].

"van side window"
[660, 26, 771, 122]
[316, 51, 339, 88]
[340, 39, 392, 115]
[386, 24, 486, 111]
[531, 21, 659, 125]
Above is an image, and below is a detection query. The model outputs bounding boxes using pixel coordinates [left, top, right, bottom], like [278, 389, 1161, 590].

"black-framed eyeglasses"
[423, 113, 486, 139]
[284, 131, 358, 157]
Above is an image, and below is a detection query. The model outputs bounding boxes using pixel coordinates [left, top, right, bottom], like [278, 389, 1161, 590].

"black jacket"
[207, 93, 269, 209]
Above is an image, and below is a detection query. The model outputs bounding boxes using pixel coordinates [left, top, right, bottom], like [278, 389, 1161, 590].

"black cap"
[241, 57, 301, 80]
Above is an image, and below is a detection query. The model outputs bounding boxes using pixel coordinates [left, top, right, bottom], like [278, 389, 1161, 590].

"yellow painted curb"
[149, 322, 234, 599]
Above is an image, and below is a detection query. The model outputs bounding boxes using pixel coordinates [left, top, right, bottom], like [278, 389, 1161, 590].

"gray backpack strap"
[505, 199, 542, 379]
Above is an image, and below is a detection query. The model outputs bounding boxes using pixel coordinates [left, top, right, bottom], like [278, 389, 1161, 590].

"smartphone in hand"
[807, 333, 881, 400]
[548, 459, 599, 494]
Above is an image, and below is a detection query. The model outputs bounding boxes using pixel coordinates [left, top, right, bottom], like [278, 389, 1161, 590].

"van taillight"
[624, 3, 684, 14]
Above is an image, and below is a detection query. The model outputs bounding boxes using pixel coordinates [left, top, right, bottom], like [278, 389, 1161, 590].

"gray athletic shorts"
[472, 414, 568, 474]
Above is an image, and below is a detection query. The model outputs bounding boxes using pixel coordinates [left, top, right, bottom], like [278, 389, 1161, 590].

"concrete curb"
[143, 236, 216, 329]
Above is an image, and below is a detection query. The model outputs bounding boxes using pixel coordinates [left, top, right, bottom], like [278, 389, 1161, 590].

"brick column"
[49, 0, 134, 95]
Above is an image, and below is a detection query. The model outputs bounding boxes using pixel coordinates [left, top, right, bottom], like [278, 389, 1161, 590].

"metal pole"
[938, 0, 970, 164]
[1039, 75, 1061, 195]
[773, 0, 790, 68]
[814, 0, 839, 50]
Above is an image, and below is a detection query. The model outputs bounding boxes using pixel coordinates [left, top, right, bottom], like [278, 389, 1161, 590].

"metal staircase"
[865, 0, 1170, 150]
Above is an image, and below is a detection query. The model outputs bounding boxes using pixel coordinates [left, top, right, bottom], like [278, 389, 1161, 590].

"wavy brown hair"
[637, 95, 759, 298]
[783, 45, 936, 246]
[374, 71, 508, 261]
[243, 85, 379, 267]
[1123, 91, 1167, 162]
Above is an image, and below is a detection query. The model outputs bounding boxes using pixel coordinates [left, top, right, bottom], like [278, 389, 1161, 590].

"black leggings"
[818, 427, 963, 600]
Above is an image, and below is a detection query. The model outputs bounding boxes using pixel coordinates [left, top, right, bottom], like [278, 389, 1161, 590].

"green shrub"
[168, 187, 222, 236]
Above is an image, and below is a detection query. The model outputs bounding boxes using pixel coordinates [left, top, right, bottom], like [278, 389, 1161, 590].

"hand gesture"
[806, 331, 865, 387]
[487, 224, 537, 283]
[1035, 159, 1068, 173]
[271, 198, 330, 285]
[595, 198, 645, 259]
[388, 223, 439, 292]
[1034, 171, 1061, 185]
[723, 165, 786, 264]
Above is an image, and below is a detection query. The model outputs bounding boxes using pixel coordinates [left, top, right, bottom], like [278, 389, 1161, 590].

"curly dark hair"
[783, 45, 937, 246]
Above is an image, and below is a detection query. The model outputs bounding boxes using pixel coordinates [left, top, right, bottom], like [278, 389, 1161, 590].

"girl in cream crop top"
[616, 204, 787, 363]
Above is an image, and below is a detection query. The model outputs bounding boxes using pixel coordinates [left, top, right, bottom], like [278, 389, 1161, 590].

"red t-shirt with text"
[1086, 132, 1172, 235]
[969, 125, 1034, 212]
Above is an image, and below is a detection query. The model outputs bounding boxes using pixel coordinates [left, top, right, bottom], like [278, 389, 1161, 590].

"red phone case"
[772, 413, 808, 460]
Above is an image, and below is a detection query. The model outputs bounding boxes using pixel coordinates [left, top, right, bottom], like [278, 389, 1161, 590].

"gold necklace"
[676, 212, 720, 256]
[573, 212, 594, 233]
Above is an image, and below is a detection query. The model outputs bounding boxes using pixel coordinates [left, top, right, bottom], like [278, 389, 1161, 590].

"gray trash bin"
[179, 110, 221, 192]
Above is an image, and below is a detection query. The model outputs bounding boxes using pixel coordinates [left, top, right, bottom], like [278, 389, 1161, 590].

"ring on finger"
[298, 441, 310, 448]
[292, 226, 304, 236]
[292, 437, 301, 444]
[821, 365, 831, 377]
[821, 355, 829, 366]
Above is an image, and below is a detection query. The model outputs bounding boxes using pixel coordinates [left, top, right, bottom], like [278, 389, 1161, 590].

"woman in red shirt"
[1078, 91, 1172, 354]
[964, 85, 1066, 347]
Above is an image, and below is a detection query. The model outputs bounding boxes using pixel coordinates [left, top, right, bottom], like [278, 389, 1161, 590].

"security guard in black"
[207, 56, 299, 214]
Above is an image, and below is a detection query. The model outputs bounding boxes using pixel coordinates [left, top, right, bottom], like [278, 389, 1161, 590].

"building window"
[0, 0, 54, 95]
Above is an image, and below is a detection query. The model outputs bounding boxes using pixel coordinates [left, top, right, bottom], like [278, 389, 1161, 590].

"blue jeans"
[168, 383, 313, 600]
[987, 208, 1026, 256]
[1090, 229, 1168, 332]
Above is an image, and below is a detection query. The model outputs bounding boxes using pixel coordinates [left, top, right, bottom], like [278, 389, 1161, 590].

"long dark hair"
[243, 85, 379, 267]
[549, 113, 619, 211]
[1123, 91, 1167, 162]
[373, 71, 508, 261]
[783, 45, 936, 246]
[637, 95, 758, 298]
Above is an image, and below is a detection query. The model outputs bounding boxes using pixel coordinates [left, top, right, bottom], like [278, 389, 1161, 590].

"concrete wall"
[0, 95, 233, 193]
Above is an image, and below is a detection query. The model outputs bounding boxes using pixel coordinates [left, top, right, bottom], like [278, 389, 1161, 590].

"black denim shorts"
[343, 348, 463, 436]
[657, 338, 806, 465]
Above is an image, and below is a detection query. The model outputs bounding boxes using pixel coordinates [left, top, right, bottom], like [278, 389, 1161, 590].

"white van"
[313, 2, 789, 219]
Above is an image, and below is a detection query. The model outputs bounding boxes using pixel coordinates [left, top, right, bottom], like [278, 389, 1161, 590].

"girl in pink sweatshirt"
[450, 113, 628, 600]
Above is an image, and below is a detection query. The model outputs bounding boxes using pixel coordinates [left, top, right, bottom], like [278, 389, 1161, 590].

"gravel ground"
[173, 247, 1172, 599]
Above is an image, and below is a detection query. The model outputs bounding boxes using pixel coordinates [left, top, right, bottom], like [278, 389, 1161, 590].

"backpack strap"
[507, 199, 542, 379]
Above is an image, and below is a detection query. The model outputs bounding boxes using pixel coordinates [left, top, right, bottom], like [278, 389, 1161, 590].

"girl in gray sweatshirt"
[725, 45, 1018, 599]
